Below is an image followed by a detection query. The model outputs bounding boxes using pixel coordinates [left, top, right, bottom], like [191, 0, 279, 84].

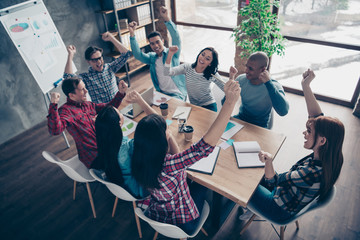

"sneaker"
[239, 207, 254, 221]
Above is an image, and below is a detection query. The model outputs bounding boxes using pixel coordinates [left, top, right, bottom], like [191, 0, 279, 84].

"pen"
[211, 74, 226, 84]
[173, 112, 184, 118]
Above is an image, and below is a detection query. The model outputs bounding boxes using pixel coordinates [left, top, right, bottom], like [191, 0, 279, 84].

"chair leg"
[295, 220, 300, 229]
[240, 214, 257, 235]
[112, 197, 118, 217]
[132, 201, 142, 238]
[280, 226, 285, 240]
[201, 227, 208, 236]
[86, 182, 96, 218]
[152, 231, 158, 240]
[73, 181, 77, 200]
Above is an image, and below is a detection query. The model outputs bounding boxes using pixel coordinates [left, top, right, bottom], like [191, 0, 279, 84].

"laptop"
[121, 87, 154, 119]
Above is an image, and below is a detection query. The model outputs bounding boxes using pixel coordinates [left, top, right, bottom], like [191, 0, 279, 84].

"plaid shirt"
[265, 153, 322, 214]
[145, 138, 214, 225]
[64, 51, 130, 103]
[47, 92, 125, 168]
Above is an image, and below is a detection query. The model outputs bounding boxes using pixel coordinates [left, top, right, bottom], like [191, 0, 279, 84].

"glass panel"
[279, 0, 360, 46]
[271, 42, 360, 102]
[178, 26, 235, 72]
[175, 0, 238, 28]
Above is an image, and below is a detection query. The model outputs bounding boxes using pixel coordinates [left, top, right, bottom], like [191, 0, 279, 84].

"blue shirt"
[118, 137, 148, 199]
[234, 74, 289, 128]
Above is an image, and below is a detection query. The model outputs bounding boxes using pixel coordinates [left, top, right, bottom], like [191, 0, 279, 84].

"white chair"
[240, 186, 336, 240]
[135, 200, 210, 240]
[42, 151, 96, 218]
[89, 169, 143, 239]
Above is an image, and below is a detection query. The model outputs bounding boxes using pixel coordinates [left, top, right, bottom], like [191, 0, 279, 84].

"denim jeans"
[249, 184, 292, 222]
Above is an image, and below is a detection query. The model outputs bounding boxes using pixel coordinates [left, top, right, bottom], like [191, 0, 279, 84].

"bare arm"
[102, 32, 128, 53]
[167, 132, 180, 154]
[203, 80, 240, 146]
[259, 151, 275, 179]
[165, 46, 178, 65]
[64, 45, 76, 74]
[301, 69, 323, 117]
[125, 90, 156, 115]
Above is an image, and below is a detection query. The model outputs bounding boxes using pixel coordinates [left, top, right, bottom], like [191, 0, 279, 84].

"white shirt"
[155, 57, 181, 95]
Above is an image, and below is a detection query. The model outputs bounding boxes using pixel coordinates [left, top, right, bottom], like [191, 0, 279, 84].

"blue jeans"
[202, 102, 218, 112]
[178, 182, 208, 234]
[249, 184, 292, 222]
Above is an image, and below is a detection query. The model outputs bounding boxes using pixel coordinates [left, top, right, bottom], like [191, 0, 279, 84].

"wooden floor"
[1, 69, 359, 240]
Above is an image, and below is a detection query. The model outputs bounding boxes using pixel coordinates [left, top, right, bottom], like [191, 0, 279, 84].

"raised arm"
[128, 21, 151, 64]
[203, 80, 240, 146]
[165, 46, 178, 65]
[159, 6, 170, 22]
[301, 69, 323, 118]
[47, 92, 67, 135]
[102, 32, 128, 53]
[64, 45, 76, 74]
[125, 90, 157, 116]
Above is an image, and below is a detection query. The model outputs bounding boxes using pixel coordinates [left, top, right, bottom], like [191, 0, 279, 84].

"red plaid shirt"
[47, 92, 125, 168]
[145, 138, 214, 225]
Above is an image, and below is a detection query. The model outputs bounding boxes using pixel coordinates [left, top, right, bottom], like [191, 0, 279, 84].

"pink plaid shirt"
[145, 138, 214, 225]
[47, 92, 125, 168]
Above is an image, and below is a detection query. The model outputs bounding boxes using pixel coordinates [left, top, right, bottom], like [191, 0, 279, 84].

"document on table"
[221, 120, 244, 140]
[232, 141, 264, 168]
[172, 106, 191, 120]
[153, 91, 172, 106]
[187, 146, 220, 175]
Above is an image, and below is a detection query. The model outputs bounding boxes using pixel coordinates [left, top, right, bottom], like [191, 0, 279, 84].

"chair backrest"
[135, 200, 210, 238]
[42, 151, 94, 183]
[89, 169, 137, 201]
[248, 186, 336, 226]
[295, 185, 336, 219]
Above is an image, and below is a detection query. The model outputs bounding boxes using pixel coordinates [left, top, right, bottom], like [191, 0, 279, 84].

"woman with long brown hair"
[240, 69, 345, 221]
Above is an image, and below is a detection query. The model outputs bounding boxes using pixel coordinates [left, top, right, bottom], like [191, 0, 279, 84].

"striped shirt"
[64, 51, 130, 103]
[265, 153, 322, 214]
[47, 92, 125, 168]
[145, 138, 214, 225]
[164, 63, 225, 107]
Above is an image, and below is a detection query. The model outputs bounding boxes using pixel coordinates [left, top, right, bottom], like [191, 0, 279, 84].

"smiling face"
[87, 50, 104, 72]
[245, 60, 265, 82]
[149, 36, 165, 56]
[197, 49, 213, 69]
[69, 80, 88, 103]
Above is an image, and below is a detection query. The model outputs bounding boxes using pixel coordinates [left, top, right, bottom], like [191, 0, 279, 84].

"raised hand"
[258, 151, 273, 163]
[128, 21, 138, 36]
[50, 92, 60, 104]
[124, 90, 141, 104]
[102, 31, 115, 42]
[224, 80, 240, 104]
[159, 6, 170, 22]
[118, 80, 128, 94]
[258, 70, 270, 83]
[229, 66, 238, 80]
[168, 46, 178, 55]
[301, 69, 316, 87]
[66, 45, 76, 57]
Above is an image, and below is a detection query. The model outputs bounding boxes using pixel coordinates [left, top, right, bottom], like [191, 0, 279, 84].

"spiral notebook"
[232, 141, 264, 168]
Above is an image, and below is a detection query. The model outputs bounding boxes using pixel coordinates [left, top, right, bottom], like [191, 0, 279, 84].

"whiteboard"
[0, 0, 71, 94]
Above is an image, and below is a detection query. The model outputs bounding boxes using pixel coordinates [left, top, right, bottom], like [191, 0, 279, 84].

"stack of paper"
[172, 106, 191, 120]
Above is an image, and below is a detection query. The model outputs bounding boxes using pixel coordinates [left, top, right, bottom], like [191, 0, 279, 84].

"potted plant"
[232, 0, 286, 61]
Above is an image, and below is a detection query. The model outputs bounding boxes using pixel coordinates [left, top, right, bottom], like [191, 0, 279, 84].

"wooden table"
[126, 95, 286, 208]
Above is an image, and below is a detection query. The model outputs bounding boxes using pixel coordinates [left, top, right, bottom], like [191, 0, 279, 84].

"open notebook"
[232, 141, 264, 168]
[187, 146, 220, 175]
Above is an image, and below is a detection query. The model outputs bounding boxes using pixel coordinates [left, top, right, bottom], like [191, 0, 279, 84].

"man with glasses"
[233, 51, 289, 129]
[63, 32, 130, 103]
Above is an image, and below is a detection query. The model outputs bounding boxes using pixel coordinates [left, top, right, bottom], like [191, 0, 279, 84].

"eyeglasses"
[89, 56, 103, 62]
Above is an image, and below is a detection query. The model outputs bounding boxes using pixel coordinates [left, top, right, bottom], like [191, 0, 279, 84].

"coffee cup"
[183, 126, 194, 142]
[159, 103, 168, 117]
